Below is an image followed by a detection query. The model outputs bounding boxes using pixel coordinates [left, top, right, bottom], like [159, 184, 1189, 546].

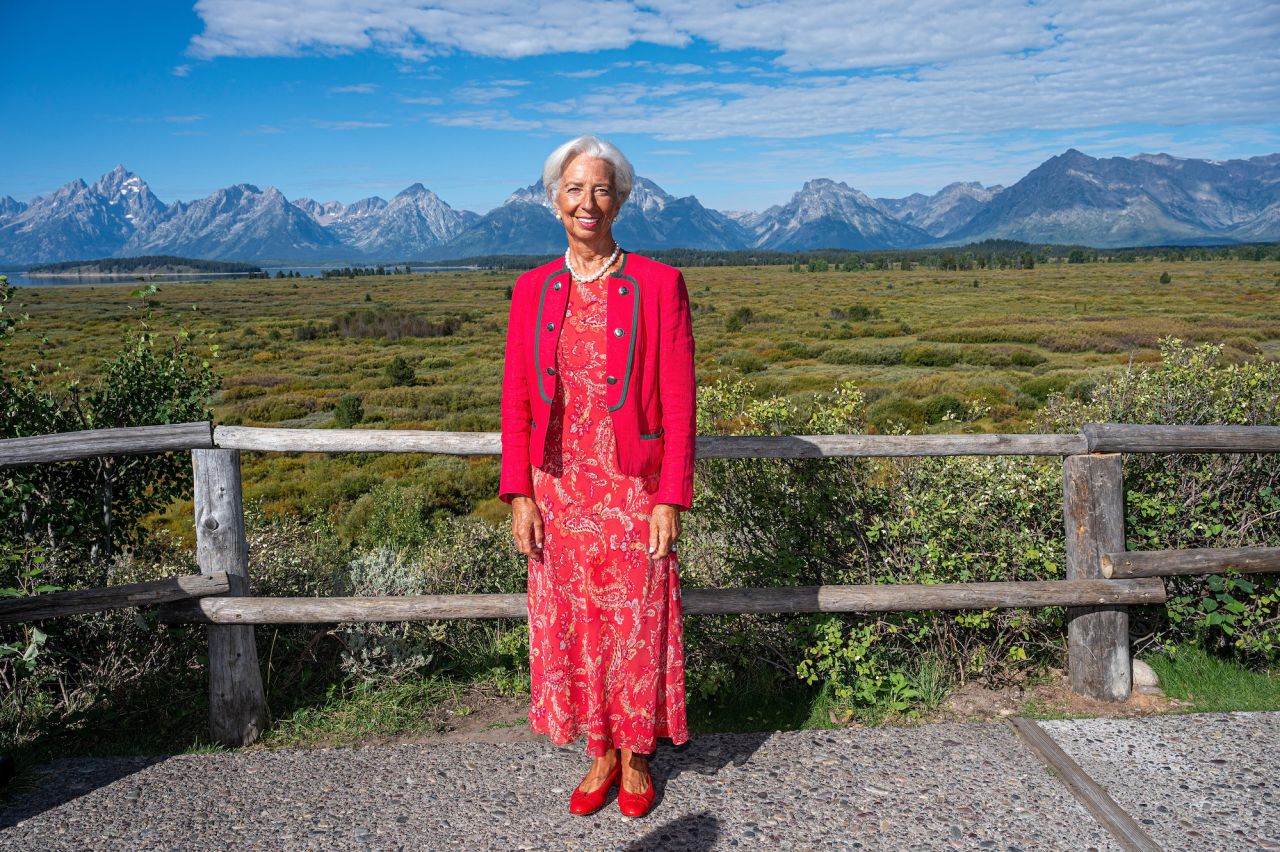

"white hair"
[541, 135, 635, 209]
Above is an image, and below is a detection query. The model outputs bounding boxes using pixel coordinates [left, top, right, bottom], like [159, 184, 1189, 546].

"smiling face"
[554, 154, 619, 245]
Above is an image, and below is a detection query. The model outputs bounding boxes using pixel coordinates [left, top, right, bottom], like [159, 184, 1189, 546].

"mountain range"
[2, 149, 1278, 266]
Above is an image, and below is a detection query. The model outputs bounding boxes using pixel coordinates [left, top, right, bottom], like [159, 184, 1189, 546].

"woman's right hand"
[511, 495, 545, 561]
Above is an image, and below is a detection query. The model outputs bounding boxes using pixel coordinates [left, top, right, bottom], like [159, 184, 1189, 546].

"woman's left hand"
[648, 503, 682, 560]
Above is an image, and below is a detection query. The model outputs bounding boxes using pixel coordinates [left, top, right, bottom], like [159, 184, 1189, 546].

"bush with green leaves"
[331, 516, 528, 687]
[0, 277, 223, 750]
[683, 340, 1280, 719]
[333, 394, 364, 427]
[1, 282, 220, 561]
[683, 377, 1065, 718]
[384, 355, 416, 386]
[1042, 337, 1280, 664]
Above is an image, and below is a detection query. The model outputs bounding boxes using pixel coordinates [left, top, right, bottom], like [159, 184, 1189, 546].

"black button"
[546, 367, 556, 375]
[553, 282, 562, 290]
[606, 375, 617, 385]
[618, 285, 628, 295]
[546, 322, 555, 331]
[613, 327, 624, 338]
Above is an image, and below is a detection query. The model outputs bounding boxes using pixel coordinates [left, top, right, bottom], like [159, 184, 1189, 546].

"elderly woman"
[498, 135, 696, 818]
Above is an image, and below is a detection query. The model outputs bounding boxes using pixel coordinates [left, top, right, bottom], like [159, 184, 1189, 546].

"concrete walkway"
[1, 712, 1276, 850]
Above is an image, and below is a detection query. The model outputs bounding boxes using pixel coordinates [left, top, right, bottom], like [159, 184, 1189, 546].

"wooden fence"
[2, 421, 1279, 747]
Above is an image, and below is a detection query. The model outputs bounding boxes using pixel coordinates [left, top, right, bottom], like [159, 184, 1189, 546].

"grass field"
[8, 258, 1280, 538]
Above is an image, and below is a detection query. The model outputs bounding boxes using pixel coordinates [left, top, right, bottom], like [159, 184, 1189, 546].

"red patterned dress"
[527, 267, 689, 758]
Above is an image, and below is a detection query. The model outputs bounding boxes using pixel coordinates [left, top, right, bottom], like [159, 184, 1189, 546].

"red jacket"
[498, 252, 696, 510]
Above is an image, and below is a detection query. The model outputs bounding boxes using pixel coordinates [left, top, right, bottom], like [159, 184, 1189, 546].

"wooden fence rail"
[2, 421, 1279, 746]
[0, 572, 229, 625]
[157, 578, 1169, 625]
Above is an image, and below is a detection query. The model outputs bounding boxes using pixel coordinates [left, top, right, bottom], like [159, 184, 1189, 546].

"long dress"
[527, 266, 690, 758]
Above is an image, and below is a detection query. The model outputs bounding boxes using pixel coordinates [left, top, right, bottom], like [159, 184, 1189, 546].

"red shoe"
[617, 772, 656, 818]
[568, 761, 621, 816]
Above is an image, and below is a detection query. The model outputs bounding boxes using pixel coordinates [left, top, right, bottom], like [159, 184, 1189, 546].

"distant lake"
[3, 265, 480, 287]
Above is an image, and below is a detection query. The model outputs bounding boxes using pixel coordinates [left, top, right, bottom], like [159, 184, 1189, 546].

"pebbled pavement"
[1, 712, 1275, 850]
[1040, 713, 1280, 852]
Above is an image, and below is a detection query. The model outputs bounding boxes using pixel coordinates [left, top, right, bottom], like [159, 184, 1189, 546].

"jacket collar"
[533, 253, 640, 411]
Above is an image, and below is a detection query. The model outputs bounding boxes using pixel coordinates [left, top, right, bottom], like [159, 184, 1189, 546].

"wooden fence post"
[1063, 453, 1130, 701]
[192, 448, 267, 745]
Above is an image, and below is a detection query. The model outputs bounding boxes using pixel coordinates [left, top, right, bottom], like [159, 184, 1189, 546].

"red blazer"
[498, 252, 696, 510]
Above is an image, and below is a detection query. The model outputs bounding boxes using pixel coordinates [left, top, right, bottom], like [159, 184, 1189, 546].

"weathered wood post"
[1063, 453, 1130, 701]
[192, 448, 267, 745]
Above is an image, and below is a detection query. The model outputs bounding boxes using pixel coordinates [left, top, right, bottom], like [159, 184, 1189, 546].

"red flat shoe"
[617, 772, 656, 818]
[568, 761, 621, 816]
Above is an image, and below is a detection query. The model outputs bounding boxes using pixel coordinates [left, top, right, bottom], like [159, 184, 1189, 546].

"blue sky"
[2, 0, 1278, 214]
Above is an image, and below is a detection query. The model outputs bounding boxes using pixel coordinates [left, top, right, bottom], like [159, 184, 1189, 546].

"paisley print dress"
[527, 268, 690, 758]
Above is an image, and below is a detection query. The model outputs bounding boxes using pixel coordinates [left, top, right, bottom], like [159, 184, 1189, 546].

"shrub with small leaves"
[384, 355, 416, 386]
[334, 394, 364, 427]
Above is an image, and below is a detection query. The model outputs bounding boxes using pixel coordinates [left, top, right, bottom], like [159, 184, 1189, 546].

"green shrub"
[724, 306, 754, 333]
[334, 394, 364, 427]
[923, 393, 966, 424]
[244, 397, 309, 423]
[384, 355, 416, 386]
[902, 345, 961, 367]
[1042, 338, 1280, 664]
[867, 396, 927, 431]
[1009, 348, 1048, 367]
[686, 377, 1066, 719]
[819, 346, 903, 366]
[1019, 373, 1077, 401]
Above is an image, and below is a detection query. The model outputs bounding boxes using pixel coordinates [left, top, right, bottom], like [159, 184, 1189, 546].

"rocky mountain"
[294, 187, 479, 258]
[0, 166, 166, 264]
[3, 151, 1279, 265]
[431, 177, 751, 259]
[946, 149, 1280, 247]
[0, 196, 28, 221]
[876, 181, 1004, 238]
[124, 184, 342, 261]
[751, 178, 932, 251]
[292, 197, 362, 227]
[434, 192, 564, 259]
[611, 178, 753, 251]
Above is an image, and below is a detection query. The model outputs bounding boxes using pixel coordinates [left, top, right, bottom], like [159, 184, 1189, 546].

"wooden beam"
[1085, 423, 1280, 454]
[695, 433, 1087, 458]
[193, 448, 266, 748]
[158, 578, 1166, 624]
[1007, 718, 1162, 852]
[1064, 453, 1131, 702]
[1102, 546, 1280, 579]
[213, 425, 501, 455]
[0, 422, 214, 468]
[0, 572, 229, 625]
[213, 425, 1087, 458]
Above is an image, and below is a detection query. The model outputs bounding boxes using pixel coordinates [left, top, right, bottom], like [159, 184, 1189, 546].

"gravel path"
[1039, 712, 1280, 851]
[1, 713, 1275, 850]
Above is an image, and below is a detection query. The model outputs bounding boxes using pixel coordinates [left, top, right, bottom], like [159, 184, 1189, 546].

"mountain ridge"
[2, 149, 1278, 265]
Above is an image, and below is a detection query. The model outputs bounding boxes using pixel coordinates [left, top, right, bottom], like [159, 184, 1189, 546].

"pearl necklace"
[564, 244, 622, 284]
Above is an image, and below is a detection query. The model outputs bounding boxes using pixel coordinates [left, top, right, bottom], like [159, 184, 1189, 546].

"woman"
[498, 135, 696, 819]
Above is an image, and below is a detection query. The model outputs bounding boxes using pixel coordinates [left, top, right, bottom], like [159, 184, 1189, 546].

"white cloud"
[190, 1, 1280, 145]
[397, 95, 443, 105]
[329, 83, 378, 94]
[452, 81, 528, 103]
[172, 64, 192, 77]
[163, 114, 206, 123]
[189, 0, 683, 60]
